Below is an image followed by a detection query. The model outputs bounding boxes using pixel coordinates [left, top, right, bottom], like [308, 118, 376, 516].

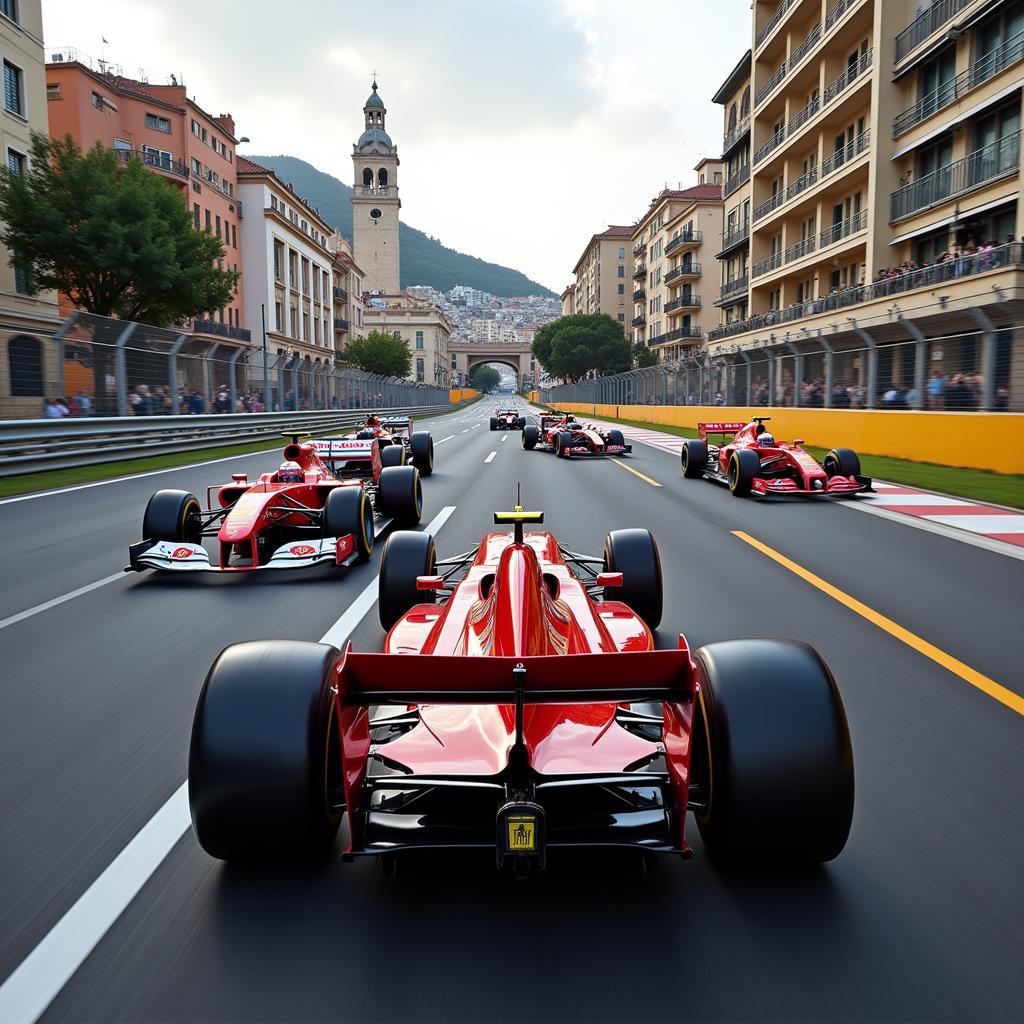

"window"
[91, 90, 104, 109]
[289, 250, 298, 287]
[273, 241, 283, 280]
[301, 257, 310, 292]
[314, 318, 320, 344]
[145, 113, 171, 133]
[141, 145, 172, 170]
[7, 148, 25, 174]
[416, 357, 425, 382]
[618, 313, 625, 322]
[617, 283, 625, 295]
[0, 0, 17, 20]
[275, 301, 283, 331]
[205, 209, 211, 230]
[415, 330, 424, 349]
[12, 250, 30, 294]
[191, 157, 201, 175]
[303, 311, 310, 339]
[231, 223, 236, 248]
[618, 246, 625, 258]
[46, 82, 60, 100]
[9, 336, 44, 397]
[193, 203, 200, 229]
[289, 305, 298, 337]
[215, 214, 221, 238]
[617, 264, 625, 277]
[4, 60, 24, 115]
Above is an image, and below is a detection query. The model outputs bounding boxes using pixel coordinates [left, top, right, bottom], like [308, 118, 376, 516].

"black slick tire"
[490, 416, 498, 431]
[517, 416, 526, 430]
[823, 447, 860, 478]
[377, 465, 423, 526]
[603, 528, 663, 630]
[143, 489, 202, 543]
[381, 444, 406, 468]
[681, 439, 708, 478]
[189, 640, 343, 861]
[410, 432, 433, 476]
[692, 639, 854, 866]
[379, 530, 437, 631]
[728, 448, 759, 496]
[323, 486, 374, 561]
[555, 431, 572, 457]
[606, 428, 625, 447]
[522, 424, 539, 450]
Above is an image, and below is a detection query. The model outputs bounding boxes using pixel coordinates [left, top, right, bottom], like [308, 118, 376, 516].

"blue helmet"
[758, 433, 776, 447]
[278, 460, 303, 483]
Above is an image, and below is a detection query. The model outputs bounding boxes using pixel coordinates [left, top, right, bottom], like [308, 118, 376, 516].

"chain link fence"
[542, 326, 1021, 413]
[1, 312, 450, 419]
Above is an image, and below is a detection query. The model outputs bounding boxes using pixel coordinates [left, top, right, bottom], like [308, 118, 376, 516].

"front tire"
[379, 530, 437, 631]
[377, 465, 423, 527]
[603, 528, 663, 630]
[323, 486, 374, 561]
[410, 432, 433, 476]
[143, 489, 202, 543]
[823, 447, 860, 478]
[189, 640, 343, 861]
[606, 428, 625, 447]
[692, 640, 854, 866]
[728, 449, 759, 496]
[522, 424, 539, 450]
[554, 431, 572, 457]
[681, 439, 708, 478]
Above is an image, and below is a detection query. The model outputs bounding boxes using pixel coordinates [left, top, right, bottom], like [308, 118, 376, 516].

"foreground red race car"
[188, 507, 854, 872]
[522, 412, 632, 457]
[126, 433, 423, 573]
[681, 417, 873, 498]
[490, 408, 526, 431]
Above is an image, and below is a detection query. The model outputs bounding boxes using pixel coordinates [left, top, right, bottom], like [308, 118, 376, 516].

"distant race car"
[522, 412, 632, 457]
[490, 408, 526, 431]
[126, 432, 423, 573]
[188, 505, 854, 873]
[319, 414, 433, 476]
[680, 417, 873, 498]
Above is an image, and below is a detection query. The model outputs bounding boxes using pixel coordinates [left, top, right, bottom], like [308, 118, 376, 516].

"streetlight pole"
[261, 302, 269, 410]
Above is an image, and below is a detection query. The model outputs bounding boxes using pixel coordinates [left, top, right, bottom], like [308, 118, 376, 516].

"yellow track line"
[733, 531, 1023, 717]
[608, 458, 662, 488]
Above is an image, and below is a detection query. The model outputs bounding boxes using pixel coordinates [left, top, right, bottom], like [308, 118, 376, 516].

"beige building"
[363, 294, 452, 387]
[328, 231, 366, 356]
[1, 0, 62, 417]
[570, 226, 633, 326]
[630, 167, 725, 362]
[708, 0, 1024, 409]
[560, 282, 576, 316]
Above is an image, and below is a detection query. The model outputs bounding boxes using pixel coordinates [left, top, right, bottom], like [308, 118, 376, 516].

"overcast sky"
[43, 0, 750, 293]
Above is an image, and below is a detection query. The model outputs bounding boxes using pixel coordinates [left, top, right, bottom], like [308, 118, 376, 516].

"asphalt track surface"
[1, 400, 1022, 1023]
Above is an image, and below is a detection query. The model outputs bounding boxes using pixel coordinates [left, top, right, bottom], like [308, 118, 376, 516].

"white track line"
[484, 452, 497, 464]
[500, 434, 508, 442]
[0, 504, 458, 1024]
[0, 572, 126, 633]
[436, 435, 455, 444]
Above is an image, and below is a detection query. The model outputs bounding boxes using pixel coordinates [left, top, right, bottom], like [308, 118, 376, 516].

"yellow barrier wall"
[553, 403, 1024, 474]
[449, 388, 480, 404]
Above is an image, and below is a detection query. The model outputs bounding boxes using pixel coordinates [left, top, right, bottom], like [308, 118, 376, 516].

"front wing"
[125, 535, 359, 573]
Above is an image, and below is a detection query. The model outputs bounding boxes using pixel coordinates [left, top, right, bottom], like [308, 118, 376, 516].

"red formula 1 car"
[490, 408, 526, 431]
[680, 417, 873, 498]
[188, 507, 854, 872]
[126, 433, 423, 573]
[522, 412, 632, 458]
[316, 414, 434, 476]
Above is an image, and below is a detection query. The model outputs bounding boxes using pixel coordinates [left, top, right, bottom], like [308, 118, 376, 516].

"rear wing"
[379, 415, 411, 433]
[311, 438, 374, 460]
[698, 421, 746, 441]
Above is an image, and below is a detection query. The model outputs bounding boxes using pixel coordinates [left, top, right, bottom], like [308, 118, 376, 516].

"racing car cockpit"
[276, 461, 303, 483]
[757, 433, 776, 447]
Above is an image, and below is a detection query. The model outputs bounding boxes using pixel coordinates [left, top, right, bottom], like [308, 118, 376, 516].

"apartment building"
[570, 226, 633, 325]
[362, 294, 452, 387]
[45, 50, 247, 348]
[630, 166, 724, 362]
[560, 283, 576, 316]
[328, 231, 366, 356]
[1, 0, 61, 417]
[237, 157, 335, 385]
[708, 0, 1023, 409]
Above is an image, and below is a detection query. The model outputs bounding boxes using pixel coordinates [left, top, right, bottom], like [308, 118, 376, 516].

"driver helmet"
[758, 433, 776, 447]
[566, 421, 582, 430]
[278, 460, 303, 483]
[356, 428, 376, 439]
[365, 415, 379, 428]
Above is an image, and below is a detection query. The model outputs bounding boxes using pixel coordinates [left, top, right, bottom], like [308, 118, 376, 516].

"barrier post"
[899, 315, 928, 411]
[968, 307, 997, 410]
[114, 322, 138, 417]
[168, 333, 188, 415]
[850, 322, 878, 408]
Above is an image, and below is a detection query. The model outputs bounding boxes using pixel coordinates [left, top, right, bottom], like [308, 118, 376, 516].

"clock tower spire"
[352, 79, 401, 293]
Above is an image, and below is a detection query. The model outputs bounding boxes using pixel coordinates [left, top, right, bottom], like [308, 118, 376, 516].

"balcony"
[708, 241, 1024, 342]
[752, 252, 783, 278]
[334, 317, 350, 331]
[825, 0, 860, 30]
[788, 23, 822, 72]
[723, 115, 751, 155]
[754, 129, 786, 166]
[755, 62, 787, 108]
[632, 288, 646, 301]
[895, 0, 971, 63]
[192, 319, 252, 343]
[820, 208, 868, 248]
[632, 314, 647, 328]
[724, 163, 751, 198]
[893, 32, 1024, 137]
[890, 132, 1021, 222]
[664, 231, 702, 256]
[754, 191, 786, 222]
[821, 129, 870, 176]
[719, 221, 751, 255]
[787, 95, 820, 136]
[756, 0, 796, 50]
[823, 47, 872, 105]
[633, 263, 647, 278]
[115, 148, 189, 180]
[717, 275, 750, 305]
[665, 263, 702, 285]
[333, 286, 349, 302]
[665, 294, 702, 314]
[783, 236, 816, 264]
[665, 326, 703, 342]
[632, 242, 646, 257]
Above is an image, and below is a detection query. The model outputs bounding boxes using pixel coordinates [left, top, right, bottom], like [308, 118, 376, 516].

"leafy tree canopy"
[0, 133, 238, 325]
[468, 365, 501, 393]
[532, 313, 631, 383]
[633, 342, 657, 368]
[344, 330, 413, 378]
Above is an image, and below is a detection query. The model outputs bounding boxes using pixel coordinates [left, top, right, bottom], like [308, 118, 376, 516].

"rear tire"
[681, 439, 708, 478]
[603, 528, 663, 630]
[189, 640, 342, 861]
[692, 639, 854, 866]
[143, 489, 202, 543]
[379, 530, 437, 631]
[377, 465, 423, 527]
[410, 432, 433, 476]
[728, 449, 759, 496]
[517, 416, 526, 430]
[823, 447, 860, 478]
[522, 424, 539, 450]
[381, 444, 406, 468]
[490, 416, 498, 431]
[323, 486, 374, 561]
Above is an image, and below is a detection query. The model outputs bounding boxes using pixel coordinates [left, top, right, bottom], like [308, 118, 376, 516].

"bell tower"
[352, 80, 401, 294]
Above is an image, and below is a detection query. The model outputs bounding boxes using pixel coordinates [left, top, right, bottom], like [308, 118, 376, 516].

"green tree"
[633, 342, 657, 368]
[532, 313, 630, 383]
[469, 365, 501, 392]
[344, 330, 413, 378]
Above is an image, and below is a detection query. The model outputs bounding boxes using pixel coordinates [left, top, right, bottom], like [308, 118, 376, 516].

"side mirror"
[793, 438, 804, 446]
[231, 473, 248, 484]
[596, 571, 624, 588]
[416, 575, 445, 591]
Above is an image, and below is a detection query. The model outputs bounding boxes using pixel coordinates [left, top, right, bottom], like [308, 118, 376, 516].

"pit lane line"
[0, 503, 458, 1024]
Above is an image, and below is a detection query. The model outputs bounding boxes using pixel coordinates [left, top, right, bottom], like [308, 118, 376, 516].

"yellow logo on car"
[507, 817, 536, 851]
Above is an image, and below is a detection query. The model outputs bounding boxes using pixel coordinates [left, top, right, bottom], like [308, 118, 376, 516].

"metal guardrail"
[0, 404, 467, 477]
